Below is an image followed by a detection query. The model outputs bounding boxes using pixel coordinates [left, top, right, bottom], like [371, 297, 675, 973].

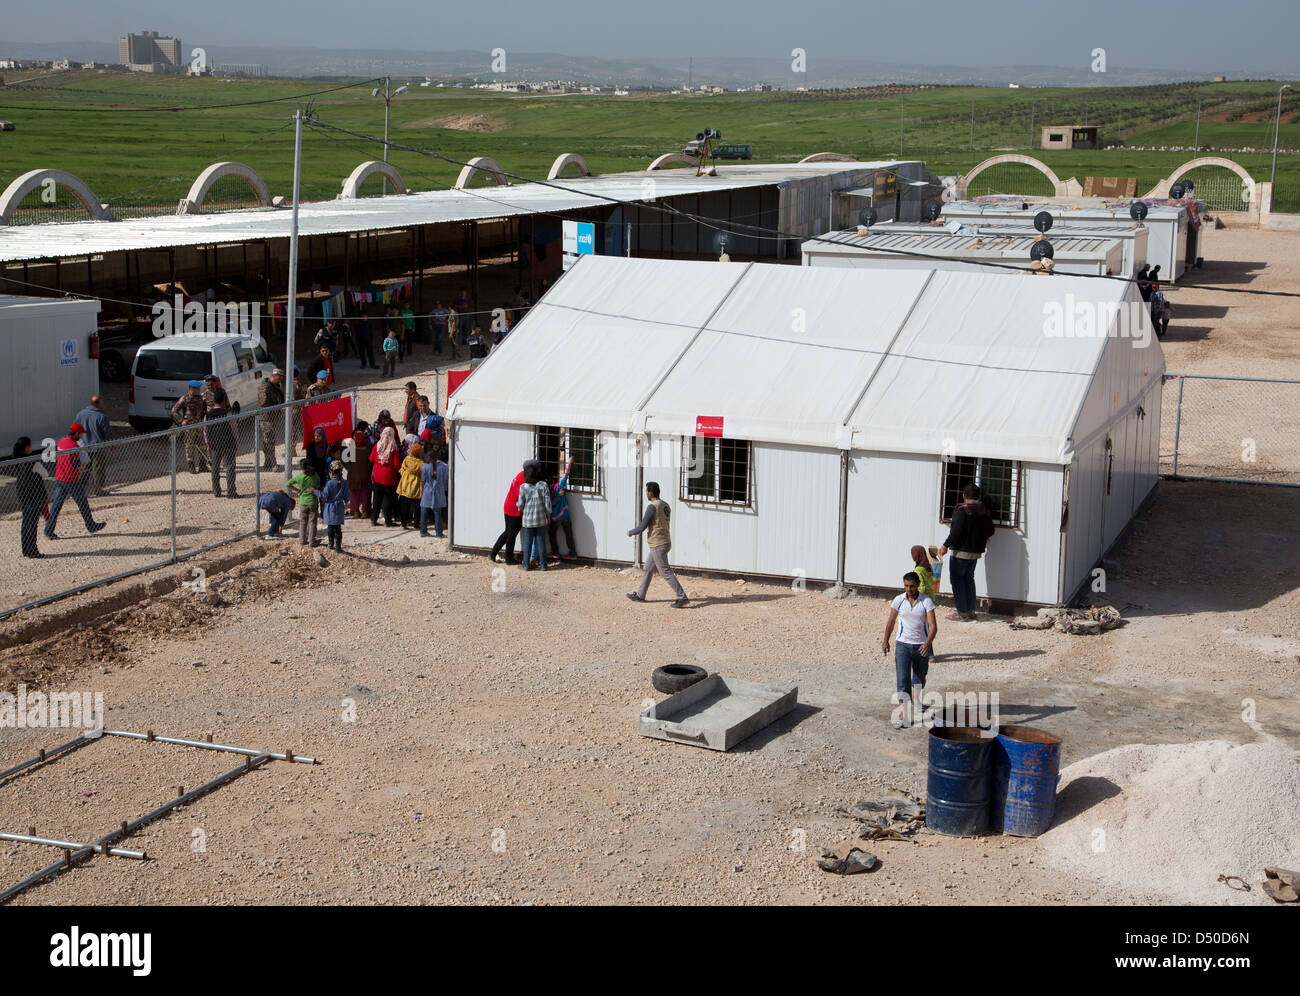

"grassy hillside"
[1, 72, 1297, 214]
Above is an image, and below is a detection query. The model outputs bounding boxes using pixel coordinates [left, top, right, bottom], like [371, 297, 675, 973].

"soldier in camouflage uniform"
[257, 368, 285, 470]
[171, 380, 209, 473]
[306, 370, 331, 398]
[200, 373, 218, 411]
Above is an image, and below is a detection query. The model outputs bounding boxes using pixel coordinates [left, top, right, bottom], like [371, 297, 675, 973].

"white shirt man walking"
[882, 572, 937, 728]
[625, 481, 689, 608]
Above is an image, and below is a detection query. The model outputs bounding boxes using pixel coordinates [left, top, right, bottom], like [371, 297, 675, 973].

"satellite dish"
[1182, 179, 1194, 193]
[1170, 182, 1187, 199]
[858, 206, 878, 228]
[712, 231, 730, 255]
[1033, 210, 1054, 233]
[1029, 240, 1054, 262]
[1129, 201, 1149, 222]
[923, 201, 942, 222]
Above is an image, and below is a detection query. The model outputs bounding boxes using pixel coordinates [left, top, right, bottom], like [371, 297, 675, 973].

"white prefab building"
[447, 256, 1165, 605]
[802, 227, 1124, 276]
[943, 199, 1203, 281]
[0, 295, 101, 444]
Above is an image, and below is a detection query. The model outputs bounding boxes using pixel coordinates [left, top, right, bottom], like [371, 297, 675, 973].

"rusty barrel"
[991, 724, 1062, 837]
[926, 726, 993, 836]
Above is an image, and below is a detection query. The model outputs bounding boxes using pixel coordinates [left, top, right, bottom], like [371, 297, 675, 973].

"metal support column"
[836, 450, 849, 588]
[1171, 376, 1185, 478]
[169, 432, 177, 562]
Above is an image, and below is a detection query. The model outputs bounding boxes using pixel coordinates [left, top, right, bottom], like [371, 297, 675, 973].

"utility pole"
[282, 109, 302, 486]
[970, 101, 974, 151]
[1029, 101, 1035, 150]
[899, 93, 904, 158]
[1194, 99, 1201, 153]
[1272, 84, 1292, 189]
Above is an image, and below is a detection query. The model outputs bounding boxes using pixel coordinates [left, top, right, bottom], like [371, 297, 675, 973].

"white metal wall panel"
[570, 431, 637, 562]
[1133, 379, 1161, 511]
[844, 450, 1064, 604]
[642, 435, 839, 581]
[1068, 286, 1165, 453]
[451, 421, 534, 550]
[1062, 435, 1106, 599]
[0, 297, 101, 444]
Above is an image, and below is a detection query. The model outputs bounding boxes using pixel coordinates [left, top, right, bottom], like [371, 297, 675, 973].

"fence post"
[168, 430, 177, 562]
[253, 414, 261, 536]
[1171, 376, 1185, 478]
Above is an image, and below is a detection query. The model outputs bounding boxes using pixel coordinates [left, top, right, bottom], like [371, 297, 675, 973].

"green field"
[1, 72, 1298, 216]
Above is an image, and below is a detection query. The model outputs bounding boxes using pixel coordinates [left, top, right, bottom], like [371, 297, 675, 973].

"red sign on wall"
[695, 415, 724, 437]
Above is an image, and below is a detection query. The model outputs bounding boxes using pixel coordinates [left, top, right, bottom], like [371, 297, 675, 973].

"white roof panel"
[447, 256, 1164, 463]
[0, 161, 918, 263]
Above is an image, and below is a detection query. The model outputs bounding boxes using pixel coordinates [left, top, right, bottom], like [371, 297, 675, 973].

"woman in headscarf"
[369, 425, 401, 527]
[12, 436, 47, 558]
[306, 426, 330, 482]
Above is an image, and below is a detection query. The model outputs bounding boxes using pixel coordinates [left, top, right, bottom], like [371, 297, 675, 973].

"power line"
[0, 78, 383, 114]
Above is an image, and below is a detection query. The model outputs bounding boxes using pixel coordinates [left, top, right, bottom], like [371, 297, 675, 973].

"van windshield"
[135, 350, 212, 381]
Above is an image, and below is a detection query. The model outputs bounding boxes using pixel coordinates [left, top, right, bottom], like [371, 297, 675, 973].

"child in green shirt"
[287, 459, 322, 546]
[910, 545, 940, 598]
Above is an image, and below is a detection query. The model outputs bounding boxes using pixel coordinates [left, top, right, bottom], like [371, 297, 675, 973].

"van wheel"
[652, 664, 708, 695]
[230, 401, 240, 414]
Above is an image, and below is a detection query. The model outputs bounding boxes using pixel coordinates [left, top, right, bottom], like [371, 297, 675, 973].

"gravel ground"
[0, 476, 1297, 906]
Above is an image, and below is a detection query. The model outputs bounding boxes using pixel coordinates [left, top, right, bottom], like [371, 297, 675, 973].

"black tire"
[652, 664, 708, 695]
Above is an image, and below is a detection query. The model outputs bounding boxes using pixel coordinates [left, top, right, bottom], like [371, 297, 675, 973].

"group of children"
[261, 410, 450, 550]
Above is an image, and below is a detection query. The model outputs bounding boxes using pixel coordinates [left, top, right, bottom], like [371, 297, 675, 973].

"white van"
[129, 333, 277, 433]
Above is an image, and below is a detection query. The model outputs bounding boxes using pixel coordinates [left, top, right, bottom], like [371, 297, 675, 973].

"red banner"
[447, 369, 472, 397]
[302, 396, 354, 447]
[695, 415, 724, 437]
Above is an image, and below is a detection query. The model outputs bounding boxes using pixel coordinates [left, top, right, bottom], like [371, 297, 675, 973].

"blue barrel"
[926, 726, 993, 836]
[991, 724, 1062, 837]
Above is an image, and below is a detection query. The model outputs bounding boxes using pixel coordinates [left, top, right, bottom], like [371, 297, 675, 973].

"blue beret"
[188, 380, 203, 387]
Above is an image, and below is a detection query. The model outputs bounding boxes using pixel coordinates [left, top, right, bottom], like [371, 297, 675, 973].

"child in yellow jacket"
[396, 442, 424, 529]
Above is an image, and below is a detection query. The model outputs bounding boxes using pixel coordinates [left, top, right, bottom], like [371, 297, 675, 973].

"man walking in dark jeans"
[938, 482, 996, 621]
[881, 571, 937, 728]
[44, 423, 106, 540]
[625, 481, 689, 607]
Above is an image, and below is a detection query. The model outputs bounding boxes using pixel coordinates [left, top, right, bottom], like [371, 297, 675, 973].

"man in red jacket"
[489, 466, 528, 565]
[44, 423, 106, 540]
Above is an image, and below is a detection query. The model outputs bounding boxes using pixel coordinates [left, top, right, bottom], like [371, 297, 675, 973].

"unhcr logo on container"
[0, 685, 104, 729]
[150, 294, 263, 340]
[1042, 295, 1152, 349]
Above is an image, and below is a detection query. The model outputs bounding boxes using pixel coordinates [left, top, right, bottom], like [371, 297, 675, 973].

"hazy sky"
[10, 0, 1300, 73]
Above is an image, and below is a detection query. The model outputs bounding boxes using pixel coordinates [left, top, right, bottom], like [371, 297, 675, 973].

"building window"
[941, 456, 1020, 528]
[536, 426, 601, 495]
[681, 436, 752, 507]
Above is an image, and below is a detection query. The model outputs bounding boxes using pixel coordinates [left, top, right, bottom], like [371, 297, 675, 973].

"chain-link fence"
[1160, 374, 1300, 486]
[0, 390, 356, 617]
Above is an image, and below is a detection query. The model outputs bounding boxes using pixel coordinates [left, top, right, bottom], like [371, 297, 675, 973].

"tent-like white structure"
[448, 255, 1164, 604]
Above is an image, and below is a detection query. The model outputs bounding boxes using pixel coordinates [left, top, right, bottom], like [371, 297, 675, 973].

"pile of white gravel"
[1039, 738, 1300, 905]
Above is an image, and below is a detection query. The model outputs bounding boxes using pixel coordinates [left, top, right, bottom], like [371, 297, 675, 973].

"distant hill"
[1, 40, 1291, 88]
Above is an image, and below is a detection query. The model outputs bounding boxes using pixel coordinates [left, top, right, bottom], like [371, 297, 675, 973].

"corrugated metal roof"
[0, 161, 917, 264]
[805, 228, 1116, 259]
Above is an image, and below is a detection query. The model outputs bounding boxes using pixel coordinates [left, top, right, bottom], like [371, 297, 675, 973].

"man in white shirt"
[881, 572, 937, 728]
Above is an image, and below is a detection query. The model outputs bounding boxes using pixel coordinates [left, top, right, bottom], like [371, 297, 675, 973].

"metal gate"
[1161, 374, 1300, 485]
